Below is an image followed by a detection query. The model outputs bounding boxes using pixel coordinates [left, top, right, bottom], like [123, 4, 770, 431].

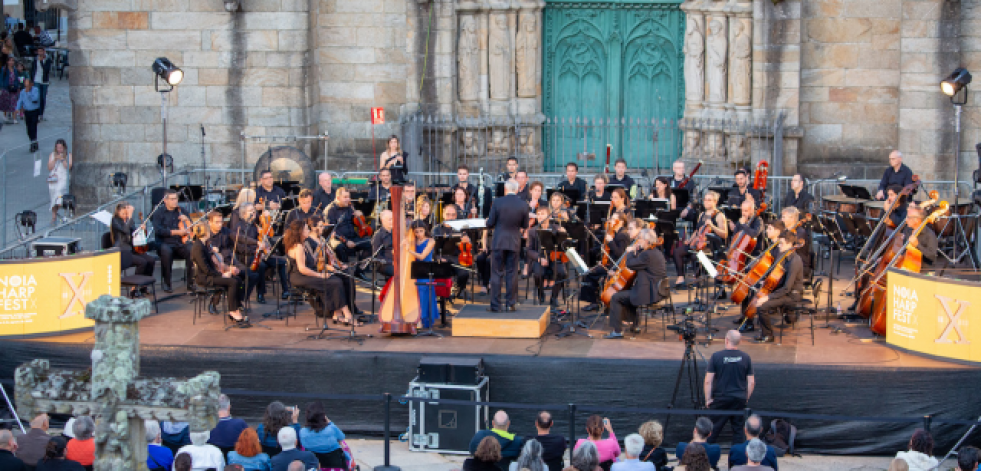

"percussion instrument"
[822, 194, 868, 214]
[864, 200, 886, 220]
[932, 211, 978, 238]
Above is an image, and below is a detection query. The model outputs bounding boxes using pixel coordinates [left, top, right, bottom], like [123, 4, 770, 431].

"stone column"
[681, 11, 705, 117]
[705, 15, 728, 112]
[728, 15, 752, 116]
[480, 10, 490, 113]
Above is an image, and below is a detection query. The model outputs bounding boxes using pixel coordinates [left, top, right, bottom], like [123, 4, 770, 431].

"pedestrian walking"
[47, 139, 71, 224]
[16, 77, 40, 151]
[0, 56, 19, 123]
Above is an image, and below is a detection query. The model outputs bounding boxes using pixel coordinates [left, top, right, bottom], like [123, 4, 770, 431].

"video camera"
[667, 315, 698, 343]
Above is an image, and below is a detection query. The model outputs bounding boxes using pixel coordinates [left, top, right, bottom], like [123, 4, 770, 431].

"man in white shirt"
[611, 433, 655, 471]
[175, 430, 224, 471]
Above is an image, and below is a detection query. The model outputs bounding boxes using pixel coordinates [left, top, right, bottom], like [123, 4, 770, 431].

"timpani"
[864, 200, 886, 220]
[822, 194, 868, 214]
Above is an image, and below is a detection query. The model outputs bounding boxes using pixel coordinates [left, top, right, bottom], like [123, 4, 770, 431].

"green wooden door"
[543, 0, 685, 170]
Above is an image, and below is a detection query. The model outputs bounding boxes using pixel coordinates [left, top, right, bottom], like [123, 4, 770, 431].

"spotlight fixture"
[940, 68, 972, 99]
[61, 195, 77, 220]
[157, 153, 174, 173]
[224, 0, 240, 12]
[15, 210, 36, 239]
[151, 57, 183, 91]
[110, 172, 128, 194]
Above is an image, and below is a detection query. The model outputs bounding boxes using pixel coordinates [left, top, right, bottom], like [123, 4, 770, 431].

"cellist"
[732, 220, 784, 332]
[673, 191, 728, 289]
[604, 225, 666, 339]
[753, 230, 805, 343]
[582, 211, 633, 312]
[728, 200, 763, 253]
[902, 204, 939, 273]
[780, 207, 812, 278]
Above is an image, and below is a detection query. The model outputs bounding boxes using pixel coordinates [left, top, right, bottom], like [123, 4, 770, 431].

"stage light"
[110, 172, 128, 194]
[157, 153, 174, 173]
[16, 210, 36, 239]
[61, 195, 76, 219]
[152, 57, 183, 87]
[941, 68, 971, 97]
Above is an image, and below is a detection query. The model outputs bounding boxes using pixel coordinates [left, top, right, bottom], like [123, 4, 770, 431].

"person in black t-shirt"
[555, 162, 587, 201]
[312, 172, 336, 211]
[729, 168, 761, 209]
[704, 330, 755, 444]
[255, 170, 287, 210]
[784, 173, 814, 214]
[608, 158, 636, 197]
[528, 411, 567, 471]
[587, 173, 611, 203]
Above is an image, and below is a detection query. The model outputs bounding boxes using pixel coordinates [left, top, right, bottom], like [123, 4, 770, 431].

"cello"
[864, 202, 947, 334]
[729, 214, 809, 303]
[600, 238, 642, 306]
[601, 213, 624, 266]
[742, 243, 800, 319]
[378, 186, 421, 335]
[719, 227, 758, 284]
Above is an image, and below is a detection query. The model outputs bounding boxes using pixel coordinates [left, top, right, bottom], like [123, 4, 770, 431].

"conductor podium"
[452, 304, 550, 338]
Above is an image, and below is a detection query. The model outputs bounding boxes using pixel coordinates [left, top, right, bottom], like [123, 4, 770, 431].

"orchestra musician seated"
[415, 195, 433, 232]
[285, 189, 318, 225]
[403, 181, 417, 218]
[729, 168, 762, 209]
[451, 164, 480, 206]
[589, 174, 611, 203]
[284, 220, 358, 325]
[876, 150, 913, 201]
[230, 188, 257, 228]
[582, 211, 632, 312]
[305, 216, 361, 318]
[190, 224, 249, 327]
[781, 207, 812, 279]
[313, 172, 335, 210]
[515, 171, 530, 200]
[326, 187, 372, 281]
[231, 202, 290, 304]
[673, 191, 728, 290]
[500, 156, 519, 183]
[110, 202, 157, 288]
[903, 204, 939, 273]
[609, 158, 636, 196]
[784, 173, 814, 213]
[884, 185, 907, 232]
[733, 220, 784, 332]
[556, 162, 587, 201]
[255, 170, 287, 211]
[370, 168, 394, 202]
[452, 185, 477, 219]
[754, 230, 805, 343]
[207, 210, 246, 315]
[650, 176, 677, 210]
[604, 226, 666, 339]
[371, 210, 395, 282]
[528, 206, 569, 308]
[406, 221, 441, 330]
[152, 189, 194, 293]
[433, 204, 472, 301]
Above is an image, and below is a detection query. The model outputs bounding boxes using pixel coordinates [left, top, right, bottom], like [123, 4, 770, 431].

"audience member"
[531, 411, 566, 471]
[637, 420, 667, 469]
[270, 426, 318, 471]
[255, 402, 301, 456]
[574, 416, 621, 467]
[704, 330, 755, 444]
[16, 413, 52, 467]
[511, 439, 546, 471]
[64, 417, 94, 468]
[465, 436, 503, 471]
[227, 428, 271, 471]
[469, 410, 525, 469]
[161, 422, 191, 455]
[958, 446, 980, 471]
[728, 415, 778, 470]
[286, 461, 306, 471]
[675, 417, 721, 470]
[887, 459, 909, 471]
[224, 465, 244, 471]
[176, 431, 225, 471]
[677, 442, 711, 471]
[145, 420, 175, 471]
[895, 429, 938, 471]
[34, 437, 84, 471]
[299, 401, 347, 468]
[209, 395, 249, 456]
[0, 430, 27, 471]
[174, 453, 192, 471]
[730, 439, 774, 471]
[565, 441, 601, 471]
[611, 434, 655, 471]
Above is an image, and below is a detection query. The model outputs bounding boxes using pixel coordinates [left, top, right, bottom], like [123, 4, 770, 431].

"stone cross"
[15, 295, 221, 471]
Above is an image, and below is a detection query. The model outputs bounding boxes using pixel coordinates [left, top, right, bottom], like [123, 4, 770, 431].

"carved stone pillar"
[516, 10, 539, 99]
[728, 15, 752, 115]
[458, 14, 480, 103]
[489, 11, 511, 103]
[681, 12, 705, 116]
[705, 16, 727, 111]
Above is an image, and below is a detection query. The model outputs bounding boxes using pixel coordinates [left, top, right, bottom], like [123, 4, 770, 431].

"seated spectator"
[255, 402, 301, 457]
[675, 418, 720, 470]
[465, 436, 503, 471]
[209, 395, 249, 457]
[16, 413, 52, 467]
[286, 461, 305, 471]
[161, 422, 191, 455]
[575, 416, 621, 468]
[566, 441, 601, 471]
[469, 410, 524, 469]
[227, 428, 271, 471]
[730, 439, 774, 471]
[145, 420, 175, 471]
[225, 465, 244, 471]
[611, 434, 654, 471]
[728, 415, 778, 470]
[176, 431, 225, 471]
[270, 426, 318, 471]
[34, 437, 84, 471]
[0, 430, 27, 471]
[638, 420, 668, 470]
[299, 401, 347, 468]
[64, 417, 94, 469]
[174, 453, 192, 471]
[895, 429, 938, 471]
[511, 439, 546, 471]
[530, 411, 566, 471]
[677, 442, 711, 471]
[958, 446, 980, 471]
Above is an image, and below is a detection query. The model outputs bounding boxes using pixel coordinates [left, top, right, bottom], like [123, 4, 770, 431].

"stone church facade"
[52, 0, 980, 199]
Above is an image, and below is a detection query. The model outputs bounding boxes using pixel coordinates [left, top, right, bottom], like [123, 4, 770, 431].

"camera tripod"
[663, 331, 705, 433]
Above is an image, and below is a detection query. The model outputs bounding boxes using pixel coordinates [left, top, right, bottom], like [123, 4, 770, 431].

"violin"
[354, 212, 373, 237]
[686, 209, 719, 251]
[251, 198, 274, 271]
[458, 241, 473, 267]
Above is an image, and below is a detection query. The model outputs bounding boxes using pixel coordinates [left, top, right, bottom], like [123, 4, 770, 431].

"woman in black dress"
[110, 202, 156, 280]
[305, 217, 362, 321]
[379, 135, 408, 183]
[452, 187, 476, 219]
[284, 220, 355, 324]
[190, 224, 248, 325]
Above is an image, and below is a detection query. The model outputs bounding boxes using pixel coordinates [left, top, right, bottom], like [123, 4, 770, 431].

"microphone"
[201, 125, 206, 137]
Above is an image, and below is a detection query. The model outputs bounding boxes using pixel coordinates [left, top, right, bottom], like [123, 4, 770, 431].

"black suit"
[191, 239, 244, 311]
[610, 247, 666, 333]
[486, 193, 530, 310]
[110, 216, 157, 276]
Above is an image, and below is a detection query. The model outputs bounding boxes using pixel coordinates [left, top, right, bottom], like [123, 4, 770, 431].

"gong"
[252, 146, 316, 193]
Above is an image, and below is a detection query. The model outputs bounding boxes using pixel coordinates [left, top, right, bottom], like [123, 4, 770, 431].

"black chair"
[643, 278, 677, 339]
[101, 233, 159, 313]
[313, 448, 346, 469]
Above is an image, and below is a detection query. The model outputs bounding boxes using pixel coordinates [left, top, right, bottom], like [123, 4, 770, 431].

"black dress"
[288, 245, 347, 316]
[383, 151, 408, 183]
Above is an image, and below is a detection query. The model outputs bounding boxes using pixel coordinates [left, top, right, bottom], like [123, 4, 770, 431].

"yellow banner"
[887, 269, 979, 362]
[0, 250, 120, 338]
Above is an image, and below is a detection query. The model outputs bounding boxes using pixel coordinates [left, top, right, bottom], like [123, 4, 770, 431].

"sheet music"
[445, 218, 486, 230]
[90, 210, 112, 227]
[696, 251, 718, 278]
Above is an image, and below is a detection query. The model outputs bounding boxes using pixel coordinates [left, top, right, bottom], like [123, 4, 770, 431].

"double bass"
[378, 186, 421, 334]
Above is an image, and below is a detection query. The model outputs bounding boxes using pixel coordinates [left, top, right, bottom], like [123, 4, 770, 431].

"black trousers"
[130, 252, 157, 277]
[376, 262, 394, 282]
[24, 108, 39, 142]
[707, 396, 748, 444]
[452, 266, 470, 291]
[158, 241, 192, 286]
[245, 256, 289, 297]
[609, 290, 638, 333]
[581, 266, 608, 303]
[336, 237, 370, 272]
[533, 258, 566, 302]
[490, 249, 519, 310]
[757, 294, 801, 337]
[207, 275, 245, 311]
[476, 251, 491, 288]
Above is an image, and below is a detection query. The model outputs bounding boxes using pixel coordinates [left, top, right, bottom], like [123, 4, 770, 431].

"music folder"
[696, 251, 718, 278]
[444, 218, 486, 230]
[566, 248, 588, 275]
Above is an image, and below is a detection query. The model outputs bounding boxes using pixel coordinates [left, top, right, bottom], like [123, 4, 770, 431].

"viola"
[458, 241, 473, 267]
[354, 213, 373, 237]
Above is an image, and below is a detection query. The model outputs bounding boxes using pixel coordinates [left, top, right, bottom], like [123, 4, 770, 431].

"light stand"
[152, 57, 182, 187]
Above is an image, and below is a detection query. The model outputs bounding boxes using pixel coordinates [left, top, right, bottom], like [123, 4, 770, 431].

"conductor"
[486, 180, 530, 312]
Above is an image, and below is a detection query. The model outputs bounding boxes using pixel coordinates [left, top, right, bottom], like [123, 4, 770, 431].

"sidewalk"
[0, 76, 72, 246]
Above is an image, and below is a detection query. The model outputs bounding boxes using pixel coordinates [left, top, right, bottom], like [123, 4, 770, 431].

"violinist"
[190, 224, 249, 326]
[500, 156, 519, 183]
[608, 158, 636, 196]
[370, 168, 394, 203]
[526, 181, 547, 214]
[556, 162, 588, 201]
[451, 164, 480, 203]
[673, 191, 727, 289]
[588, 174, 611, 203]
[371, 209, 395, 282]
[728, 168, 761, 209]
[902, 204, 939, 272]
[415, 195, 433, 232]
[152, 189, 194, 293]
[312, 172, 336, 210]
[528, 206, 568, 308]
[548, 192, 572, 221]
[284, 189, 318, 226]
[255, 170, 287, 211]
[784, 173, 814, 214]
[604, 226, 666, 339]
[230, 188, 257, 228]
[609, 187, 631, 218]
[432, 204, 472, 300]
[326, 187, 371, 281]
[754, 230, 805, 343]
[582, 211, 633, 312]
[284, 220, 358, 325]
[732, 220, 784, 332]
[110, 202, 157, 283]
[651, 176, 677, 210]
[306, 216, 361, 317]
[780, 207, 812, 277]
[232, 203, 290, 304]
[452, 186, 477, 219]
[206, 210, 247, 314]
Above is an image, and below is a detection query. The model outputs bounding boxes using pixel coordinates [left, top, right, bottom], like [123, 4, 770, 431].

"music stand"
[708, 186, 731, 203]
[672, 188, 691, 209]
[579, 201, 609, 224]
[559, 188, 581, 204]
[552, 242, 592, 339]
[840, 185, 872, 201]
[410, 261, 455, 337]
[722, 207, 741, 225]
[635, 200, 667, 221]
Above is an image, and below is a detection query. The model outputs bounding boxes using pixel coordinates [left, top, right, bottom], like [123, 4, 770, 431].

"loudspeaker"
[417, 357, 484, 385]
[407, 376, 489, 454]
